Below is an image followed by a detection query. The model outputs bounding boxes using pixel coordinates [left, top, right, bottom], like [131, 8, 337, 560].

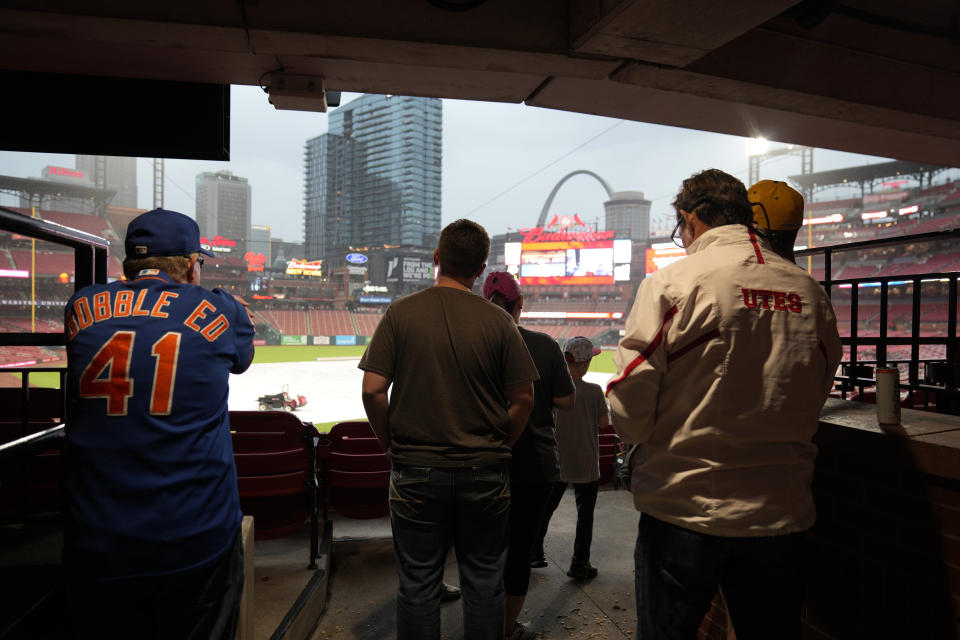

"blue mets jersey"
[63, 269, 254, 579]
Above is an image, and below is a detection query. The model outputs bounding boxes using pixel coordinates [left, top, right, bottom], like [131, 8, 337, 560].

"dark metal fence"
[796, 228, 959, 414]
[0, 205, 109, 347]
[0, 209, 109, 521]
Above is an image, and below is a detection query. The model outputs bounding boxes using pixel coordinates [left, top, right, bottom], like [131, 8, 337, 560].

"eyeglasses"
[670, 218, 686, 248]
[197, 257, 204, 269]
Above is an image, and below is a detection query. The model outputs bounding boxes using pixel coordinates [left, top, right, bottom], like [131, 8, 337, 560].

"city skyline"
[0, 86, 909, 247]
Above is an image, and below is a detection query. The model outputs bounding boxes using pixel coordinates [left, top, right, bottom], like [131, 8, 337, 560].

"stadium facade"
[195, 170, 252, 256]
[18, 165, 103, 215]
[303, 94, 442, 264]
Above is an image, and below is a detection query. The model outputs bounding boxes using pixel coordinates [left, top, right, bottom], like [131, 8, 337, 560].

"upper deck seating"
[564, 324, 607, 339]
[525, 324, 568, 340]
[38, 210, 116, 240]
[836, 265, 880, 281]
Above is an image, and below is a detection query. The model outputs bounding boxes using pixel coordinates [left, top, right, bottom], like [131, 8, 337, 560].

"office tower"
[303, 94, 442, 262]
[195, 170, 252, 255]
[604, 191, 651, 242]
[75, 155, 138, 209]
[249, 224, 272, 264]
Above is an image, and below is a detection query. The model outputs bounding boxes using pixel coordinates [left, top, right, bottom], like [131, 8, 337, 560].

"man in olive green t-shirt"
[359, 218, 537, 640]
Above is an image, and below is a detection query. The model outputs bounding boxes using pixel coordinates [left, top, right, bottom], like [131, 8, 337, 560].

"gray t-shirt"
[555, 378, 609, 483]
[358, 286, 539, 467]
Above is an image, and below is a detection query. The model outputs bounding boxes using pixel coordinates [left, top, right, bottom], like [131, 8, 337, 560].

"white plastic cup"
[876, 367, 901, 426]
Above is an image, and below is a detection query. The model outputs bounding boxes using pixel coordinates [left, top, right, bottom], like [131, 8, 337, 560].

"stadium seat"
[318, 421, 390, 520]
[0, 422, 63, 519]
[0, 386, 65, 521]
[598, 431, 619, 485]
[0, 387, 64, 422]
[229, 411, 318, 540]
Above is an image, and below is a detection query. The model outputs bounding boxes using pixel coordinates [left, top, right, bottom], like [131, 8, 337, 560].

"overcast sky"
[0, 85, 900, 243]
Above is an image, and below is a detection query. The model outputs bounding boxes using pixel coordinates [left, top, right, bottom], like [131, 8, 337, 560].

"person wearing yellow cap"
[749, 180, 804, 264]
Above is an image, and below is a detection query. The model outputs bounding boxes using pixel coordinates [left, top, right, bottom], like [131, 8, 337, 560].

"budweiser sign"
[519, 227, 616, 243]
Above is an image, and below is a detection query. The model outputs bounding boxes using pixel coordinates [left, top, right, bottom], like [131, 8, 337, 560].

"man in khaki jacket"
[607, 169, 842, 639]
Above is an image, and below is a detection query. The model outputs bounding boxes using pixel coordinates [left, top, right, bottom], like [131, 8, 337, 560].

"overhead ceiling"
[0, 0, 957, 165]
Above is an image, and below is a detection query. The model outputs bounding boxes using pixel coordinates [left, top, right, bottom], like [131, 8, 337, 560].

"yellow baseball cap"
[749, 180, 804, 231]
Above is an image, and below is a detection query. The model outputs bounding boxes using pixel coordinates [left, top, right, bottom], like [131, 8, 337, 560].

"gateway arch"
[536, 170, 614, 229]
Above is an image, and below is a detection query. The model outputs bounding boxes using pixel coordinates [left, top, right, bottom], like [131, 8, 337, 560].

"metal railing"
[796, 227, 959, 414]
[0, 209, 109, 519]
[0, 205, 110, 347]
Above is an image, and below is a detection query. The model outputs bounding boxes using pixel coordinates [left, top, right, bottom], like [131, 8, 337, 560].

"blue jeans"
[389, 462, 511, 640]
[634, 513, 806, 640]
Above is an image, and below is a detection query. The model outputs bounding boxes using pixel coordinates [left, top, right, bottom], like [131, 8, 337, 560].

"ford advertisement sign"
[346, 253, 368, 264]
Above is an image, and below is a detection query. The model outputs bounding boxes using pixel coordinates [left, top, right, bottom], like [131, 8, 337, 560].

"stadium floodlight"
[745, 136, 770, 157]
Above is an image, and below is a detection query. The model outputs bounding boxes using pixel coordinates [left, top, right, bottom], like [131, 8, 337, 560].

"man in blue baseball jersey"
[63, 208, 254, 639]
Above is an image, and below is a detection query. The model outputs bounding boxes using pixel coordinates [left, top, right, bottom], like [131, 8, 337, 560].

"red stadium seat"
[0, 388, 64, 422]
[0, 386, 65, 519]
[319, 421, 390, 519]
[598, 430, 619, 485]
[229, 411, 318, 540]
[335, 437, 383, 454]
[0, 422, 63, 518]
[328, 421, 380, 439]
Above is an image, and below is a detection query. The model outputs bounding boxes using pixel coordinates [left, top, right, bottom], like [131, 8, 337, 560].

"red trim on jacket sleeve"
[606, 304, 678, 395]
[667, 328, 720, 363]
[748, 228, 765, 264]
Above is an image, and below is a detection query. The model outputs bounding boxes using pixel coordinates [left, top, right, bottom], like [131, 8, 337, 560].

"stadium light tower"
[747, 139, 814, 200]
[153, 158, 164, 209]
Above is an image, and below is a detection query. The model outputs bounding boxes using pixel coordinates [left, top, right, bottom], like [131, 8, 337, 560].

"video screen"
[505, 239, 631, 285]
[644, 245, 687, 276]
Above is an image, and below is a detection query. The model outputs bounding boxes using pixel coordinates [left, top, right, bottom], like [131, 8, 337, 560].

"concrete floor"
[309, 487, 639, 639]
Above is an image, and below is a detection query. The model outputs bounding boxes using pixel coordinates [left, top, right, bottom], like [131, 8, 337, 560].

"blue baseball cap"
[124, 209, 215, 259]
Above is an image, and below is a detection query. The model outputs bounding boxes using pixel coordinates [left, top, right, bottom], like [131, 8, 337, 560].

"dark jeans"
[65, 528, 244, 640]
[389, 462, 511, 640]
[535, 480, 599, 562]
[504, 481, 553, 596]
[634, 513, 806, 640]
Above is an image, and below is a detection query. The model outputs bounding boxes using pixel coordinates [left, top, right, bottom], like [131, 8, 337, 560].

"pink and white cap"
[482, 271, 522, 302]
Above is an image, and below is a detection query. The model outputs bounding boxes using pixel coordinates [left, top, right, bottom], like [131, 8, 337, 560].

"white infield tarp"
[229, 358, 611, 427]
